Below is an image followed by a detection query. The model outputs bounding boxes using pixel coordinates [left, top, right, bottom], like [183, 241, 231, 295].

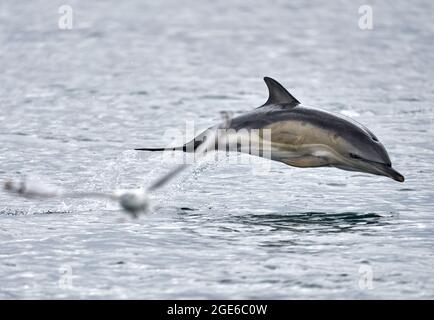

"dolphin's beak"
[368, 162, 405, 182]
[339, 158, 405, 182]
[378, 165, 405, 182]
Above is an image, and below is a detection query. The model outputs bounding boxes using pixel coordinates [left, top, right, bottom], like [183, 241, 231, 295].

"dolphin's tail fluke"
[134, 146, 184, 152]
[135, 139, 206, 152]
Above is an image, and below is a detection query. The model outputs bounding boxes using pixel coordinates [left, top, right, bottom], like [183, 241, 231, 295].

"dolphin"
[136, 77, 404, 182]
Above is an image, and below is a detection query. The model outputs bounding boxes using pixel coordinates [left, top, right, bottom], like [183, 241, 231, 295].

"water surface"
[0, 0, 433, 298]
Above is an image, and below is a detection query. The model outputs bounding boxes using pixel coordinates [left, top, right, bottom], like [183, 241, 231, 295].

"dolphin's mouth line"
[350, 155, 404, 182]
[349, 153, 391, 167]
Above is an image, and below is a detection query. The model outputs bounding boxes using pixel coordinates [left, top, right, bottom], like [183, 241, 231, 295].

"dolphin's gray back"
[229, 104, 377, 141]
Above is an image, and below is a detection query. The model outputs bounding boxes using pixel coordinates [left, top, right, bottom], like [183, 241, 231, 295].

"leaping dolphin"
[136, 77, 404, 182]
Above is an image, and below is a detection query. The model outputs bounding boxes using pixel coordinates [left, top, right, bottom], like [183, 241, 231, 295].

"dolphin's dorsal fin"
[262, 77, 300, 107]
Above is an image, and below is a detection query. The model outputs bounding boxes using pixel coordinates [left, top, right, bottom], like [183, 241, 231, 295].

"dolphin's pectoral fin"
[261, 77, 300, 108]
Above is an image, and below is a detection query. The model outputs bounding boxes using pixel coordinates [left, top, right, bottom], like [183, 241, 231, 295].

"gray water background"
[0, 0, 433, 299]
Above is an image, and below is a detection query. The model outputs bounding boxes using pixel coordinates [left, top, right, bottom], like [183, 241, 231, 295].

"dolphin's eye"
[349, 153, 362, 160]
